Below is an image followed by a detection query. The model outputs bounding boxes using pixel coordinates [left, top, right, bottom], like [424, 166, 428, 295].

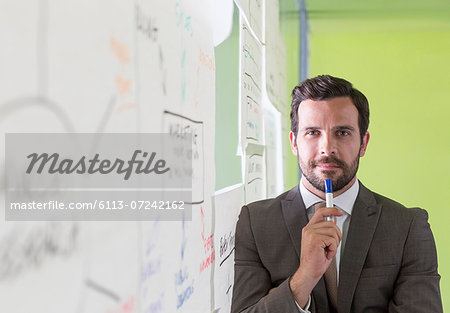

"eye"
[306, 130, 319, 136]
[337, 130, 350, 136]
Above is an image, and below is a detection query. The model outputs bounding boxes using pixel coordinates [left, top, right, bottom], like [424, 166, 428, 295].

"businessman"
[231, 75, 442, 313]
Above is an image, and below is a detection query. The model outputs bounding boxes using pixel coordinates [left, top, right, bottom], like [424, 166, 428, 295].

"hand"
[289, 207, 343, 307]
[300, 206, 343, 279]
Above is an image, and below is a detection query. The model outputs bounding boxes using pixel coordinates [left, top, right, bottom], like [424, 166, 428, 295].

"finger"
[308, 223, 342, 242]
[305, 227, 342, 251]
[325, 247, 338, 260]
[318, 235, 340, 258]
[305, 233, 340, 260]
[304, 219, 343, 242]
[309, 207, 343, 224]
[302, 225, 342, 251]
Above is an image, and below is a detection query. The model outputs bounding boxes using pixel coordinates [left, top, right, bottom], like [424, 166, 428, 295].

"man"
[231, 75, 442, 313]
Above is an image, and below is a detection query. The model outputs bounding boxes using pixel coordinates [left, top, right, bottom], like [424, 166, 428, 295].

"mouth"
[316, 163, 340, 170]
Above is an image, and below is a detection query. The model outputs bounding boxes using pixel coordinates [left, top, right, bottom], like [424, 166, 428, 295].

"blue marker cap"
[324, 179, 333, 193]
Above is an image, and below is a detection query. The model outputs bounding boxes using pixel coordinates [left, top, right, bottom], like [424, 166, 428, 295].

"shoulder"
[245, 189, 291, 212]
[361, 183, 429, 224]
[243, 186, 297, 220]
[238, 186, 298, 231]
[359, 184, 436, 262]
[374, 191, 427, 216]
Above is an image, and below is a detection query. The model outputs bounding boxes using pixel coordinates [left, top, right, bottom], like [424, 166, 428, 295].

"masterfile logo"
[5, 133, 193, 221]
[26, 150, 170, 180]
[6, 133, 191, 188]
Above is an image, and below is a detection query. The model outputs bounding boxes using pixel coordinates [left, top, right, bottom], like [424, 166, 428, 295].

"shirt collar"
[299, 178, 359, 216]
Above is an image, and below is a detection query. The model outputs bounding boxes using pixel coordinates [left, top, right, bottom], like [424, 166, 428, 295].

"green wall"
[281, 12, 301, 188]
[215, 6, 241, 191]
[308, 17, 450, 310]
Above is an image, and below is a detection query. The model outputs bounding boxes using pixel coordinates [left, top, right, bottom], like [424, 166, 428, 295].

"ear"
[289, 131, 298, 156]
[359, 131, 370, 157]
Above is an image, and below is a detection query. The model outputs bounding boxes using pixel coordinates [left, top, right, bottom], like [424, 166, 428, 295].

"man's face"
[289, 97, 369, 194]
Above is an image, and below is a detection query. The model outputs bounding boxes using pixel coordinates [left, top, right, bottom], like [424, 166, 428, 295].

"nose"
[319, 133, 337, 156]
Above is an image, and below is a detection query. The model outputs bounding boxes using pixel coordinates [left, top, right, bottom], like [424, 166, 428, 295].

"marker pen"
[324, 179, 334, 221]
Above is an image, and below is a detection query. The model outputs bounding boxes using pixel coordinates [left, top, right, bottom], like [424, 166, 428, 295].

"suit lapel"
[280, 185, 308, 258]
[281, 185, 329, 313]
[338, 181, 382, 313]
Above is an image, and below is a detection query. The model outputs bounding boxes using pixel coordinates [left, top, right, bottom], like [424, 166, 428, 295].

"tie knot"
[311, 201, 326, 213]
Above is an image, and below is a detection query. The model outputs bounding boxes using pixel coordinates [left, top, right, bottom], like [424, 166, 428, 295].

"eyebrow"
[333, 126, 356, 132]
[301, 126, 356, 132]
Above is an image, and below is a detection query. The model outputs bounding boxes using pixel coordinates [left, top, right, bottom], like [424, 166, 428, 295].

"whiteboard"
[0, 0, 288, 312]
[0, 0, 216, 312]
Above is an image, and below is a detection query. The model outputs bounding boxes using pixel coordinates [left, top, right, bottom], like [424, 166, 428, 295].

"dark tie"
[311, 202, 338, 311]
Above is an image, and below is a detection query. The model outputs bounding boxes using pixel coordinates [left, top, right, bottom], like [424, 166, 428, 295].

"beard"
[298, 154, 360, 193]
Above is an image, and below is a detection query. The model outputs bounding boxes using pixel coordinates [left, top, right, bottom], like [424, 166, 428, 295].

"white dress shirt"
[294, 178, 359, 312]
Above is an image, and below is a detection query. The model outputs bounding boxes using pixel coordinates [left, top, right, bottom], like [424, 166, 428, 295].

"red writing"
[200, 206, 215, 272]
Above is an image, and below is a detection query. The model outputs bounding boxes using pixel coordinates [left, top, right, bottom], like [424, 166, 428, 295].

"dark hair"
[290, 75, 370, 142]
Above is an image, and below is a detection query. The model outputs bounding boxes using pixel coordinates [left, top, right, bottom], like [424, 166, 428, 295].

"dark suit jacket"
[231, 182, 442, 313]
